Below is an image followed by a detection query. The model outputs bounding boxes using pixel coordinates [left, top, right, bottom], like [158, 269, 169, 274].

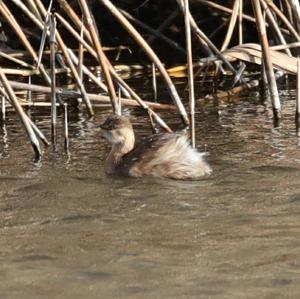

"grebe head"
[99, 115, 135, 152]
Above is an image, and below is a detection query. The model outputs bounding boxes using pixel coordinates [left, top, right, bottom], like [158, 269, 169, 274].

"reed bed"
[0, 0, 299, 158]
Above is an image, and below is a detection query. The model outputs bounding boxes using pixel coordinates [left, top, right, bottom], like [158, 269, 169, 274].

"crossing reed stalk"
[183, 0, 196, 148]
[252, 0, 281, 119]
[0, 68, 41, 159]
[78, 0, 120, 115]
[49, 13, 57, 145]
[98, 0, 189, 126]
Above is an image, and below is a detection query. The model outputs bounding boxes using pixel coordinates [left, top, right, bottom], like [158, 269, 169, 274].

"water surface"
[1, 80, 300, 298]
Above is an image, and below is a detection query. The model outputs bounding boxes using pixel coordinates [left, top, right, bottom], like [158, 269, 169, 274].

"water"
[1, 80, 300, 298]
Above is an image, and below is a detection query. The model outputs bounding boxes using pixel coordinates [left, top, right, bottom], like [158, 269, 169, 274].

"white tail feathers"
[129, 134, 212, 179]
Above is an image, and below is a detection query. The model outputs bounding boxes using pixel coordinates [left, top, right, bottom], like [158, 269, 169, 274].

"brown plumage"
[99, 115, 212, 180]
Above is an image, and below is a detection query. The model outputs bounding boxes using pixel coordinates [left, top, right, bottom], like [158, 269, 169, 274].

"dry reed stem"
[297, 59, 300, 117]
[271, 42, 300, 51]
[205, 79, 260, 100]
[152, 63, 157, 101]
[27, 116, 50, 147]
[287, 0, 300, 31]
[78, 0, 120, 115]
[183, 0, 195, 148]
[1, 96, 5, 121]
[177, 0, 247, 86]
[221, 0, 240, 51]
[98, 0, 189, 126]
[238, 0, 243, 45]
[0, 83, 48, 147]
[0, 68, 41, 159]
[8, 80, 175, 111]
[78, 19, 84, 82]
[193, 0, 291, 36]
[297, 58, 300, 134]
[56, 34, 94, 116]
[263, 0, 300, 42]
[49, 13, 57, 145]
[57, 0, 91, 40]
[252, 0, 281, 118]
[260, 0, 292, 56]
[54, 5, 172, 131]
[63, 103, 69, 153]
[0, 1, 51, 84]
[0, 50, 34, 69]
[67, 49, 108, 93]
[0, 68, 67, 76]
[26, 0, 43, 21]
[29, 0, 94, 116]
[37, 0, 53, 69]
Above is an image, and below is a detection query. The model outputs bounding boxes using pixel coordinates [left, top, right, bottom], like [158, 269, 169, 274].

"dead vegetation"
[0, 0, 299, 158]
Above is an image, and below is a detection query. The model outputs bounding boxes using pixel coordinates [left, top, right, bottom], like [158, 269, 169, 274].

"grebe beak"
[95, 124, 102, 132]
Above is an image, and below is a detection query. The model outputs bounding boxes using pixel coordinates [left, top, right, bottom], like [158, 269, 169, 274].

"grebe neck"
[105, 129, 135, 175]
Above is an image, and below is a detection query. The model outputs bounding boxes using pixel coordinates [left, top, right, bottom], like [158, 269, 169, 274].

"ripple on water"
[1, 81, 300, 298]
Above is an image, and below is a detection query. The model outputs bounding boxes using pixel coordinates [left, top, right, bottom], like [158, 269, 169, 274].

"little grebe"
[99, 115, 212, 180]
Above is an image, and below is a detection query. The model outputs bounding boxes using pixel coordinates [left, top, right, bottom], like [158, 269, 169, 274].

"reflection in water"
[0, 122, 8, 159]
[1, 81, 300, 298]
